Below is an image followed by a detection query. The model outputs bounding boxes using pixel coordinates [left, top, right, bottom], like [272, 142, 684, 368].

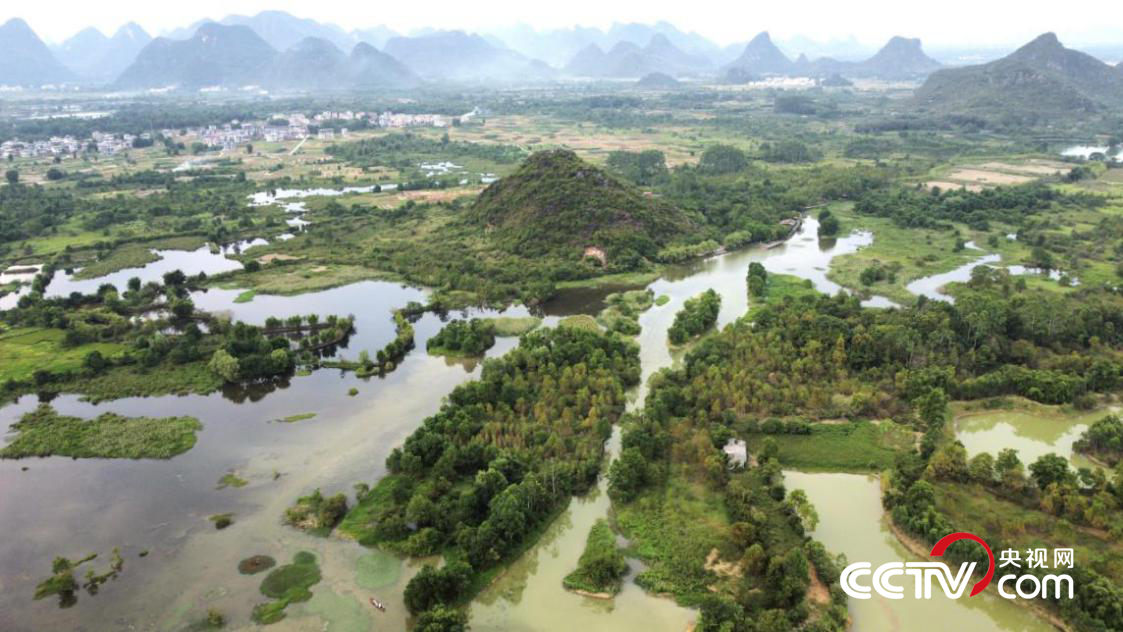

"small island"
[0, 405, 201, 459]
[563, 519, 629, 598]
[426, 318, 497, 357]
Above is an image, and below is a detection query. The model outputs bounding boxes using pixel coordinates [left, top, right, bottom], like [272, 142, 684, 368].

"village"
[1, 107, 481, 160]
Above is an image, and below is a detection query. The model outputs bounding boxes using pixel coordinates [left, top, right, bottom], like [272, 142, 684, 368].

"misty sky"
[11, 0, 1123, 48]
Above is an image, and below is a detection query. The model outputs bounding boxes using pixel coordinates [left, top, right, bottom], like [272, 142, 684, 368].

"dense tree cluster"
[340, 327, 639, 619]
[667, 289, 721, 345]
[854, 182, 1100, 230]
[325, 132, 525, 173]
[426, 318, 497, 357]
[1074, 415, 1123, 465]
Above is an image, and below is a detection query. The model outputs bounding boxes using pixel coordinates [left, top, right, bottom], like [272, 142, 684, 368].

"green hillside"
[471, 149, 697, 264]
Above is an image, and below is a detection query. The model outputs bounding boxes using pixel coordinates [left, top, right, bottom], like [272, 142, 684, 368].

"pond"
[44, 238, 268, 299]
[955, 405, 1118, 469]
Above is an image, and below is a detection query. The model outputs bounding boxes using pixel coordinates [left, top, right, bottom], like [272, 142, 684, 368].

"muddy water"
[0, 279, 528, 631]
[905, 248, 1002, 304]
[0, 208, 1062, 631]
[468, 218, 893, 629]
[956, 406, 1118, 469]
[785, 471, 1052, 632]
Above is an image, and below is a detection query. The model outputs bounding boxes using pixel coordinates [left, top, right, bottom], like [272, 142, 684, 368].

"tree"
[1029, 453, 1074, 491]
[207, 349, 240, 382]
[915, 387, 948, 430]
[415, 606, 468, 632]
[697, 144, 748, 175]
[818, 209, 840, 236]
[927, 442, 969, 481]
[83, 350, 107, 373]
[786, 489, 819, 530]
[5, 169, 17, 185]
[162, 269, 187, 286]
[968, 452, 995, 483]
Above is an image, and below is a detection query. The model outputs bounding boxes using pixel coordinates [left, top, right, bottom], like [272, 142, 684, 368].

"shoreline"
[885, 516, 1072, 632]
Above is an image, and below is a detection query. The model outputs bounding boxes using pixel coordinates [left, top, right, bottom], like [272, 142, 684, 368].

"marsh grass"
[0, 405, 201, 460]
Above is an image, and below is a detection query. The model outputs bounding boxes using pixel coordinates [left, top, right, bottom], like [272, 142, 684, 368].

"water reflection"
[44, 238, 268, 298]
[956, 407, 1117, 469]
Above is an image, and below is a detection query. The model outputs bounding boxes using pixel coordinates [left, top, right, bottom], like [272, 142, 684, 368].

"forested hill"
[470, 149, 698, 264]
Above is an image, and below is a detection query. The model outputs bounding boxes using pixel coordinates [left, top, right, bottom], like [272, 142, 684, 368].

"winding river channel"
[0, 199, 1057, 631]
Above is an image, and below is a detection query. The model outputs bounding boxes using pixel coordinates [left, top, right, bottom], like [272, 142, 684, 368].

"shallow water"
[785, 471, 1052, 632]
[905, 252, 1002, 303]
[0, 209, 1063, 631]
[956, 407, 1117, 469]
[44, 238, 268, 298]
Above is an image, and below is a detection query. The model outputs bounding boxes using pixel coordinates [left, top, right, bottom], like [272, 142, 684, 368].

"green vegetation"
[252, 551, 322, 625]
[481, 315, 542, 337]
[470, 150, 696, 266]
[1074, 415, 1123, 465]
[33, 549, 123, 608]
[742, 420, 915, 471]
[558, 314, 601, 332]
[216, 472, 248, 489]
[0, 327, 124, 385]
[209, 513, 234, 529]
[339, 327, 639, 621]
[563, 519, 629, 595]
[655, 294, 670, 306]
[426, 318, 497, 357]
[325, 132, 525, 176]
[667, 289, 720, 344]
[597, 289, 654, 336]
[71, 236, 206, 279]
[284, 489, 348, 535]
[277, 412, 316, 424]
[0, 405, 201, 459]
[211, 263, 382, 296]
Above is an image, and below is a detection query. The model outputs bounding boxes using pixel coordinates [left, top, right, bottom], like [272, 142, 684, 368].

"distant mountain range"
[565, 34, 711, 78]
[914, 32, 1123, 122]
[382, 30, 553, 82]
[723, 32, 942, 81]
[0, 18, 74, 85]
[2, 11, 1123, 98]
[54, 23, 151, 81]
[116, 23, 420, 90]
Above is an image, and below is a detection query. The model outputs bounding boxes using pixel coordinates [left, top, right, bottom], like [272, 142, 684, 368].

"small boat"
[369, 597, 386, 611]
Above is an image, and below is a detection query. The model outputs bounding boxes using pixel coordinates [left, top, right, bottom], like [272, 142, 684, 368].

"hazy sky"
[11, 0, 1123, 48]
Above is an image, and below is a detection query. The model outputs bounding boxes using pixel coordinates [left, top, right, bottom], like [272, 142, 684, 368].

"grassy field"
[558, 314, 601, 332]
[826, 202, 986, 305]
[481, 316, 541, 336]
[71, 236, 210, 279]
[70, 361, 225, 402]
[562, 519, 628, 595]
[0, 405, 201, 459]
[746, 273, 822, 319]
[742, 421, 916, 471]
[211, 262, 386, 295]
[0, 327, 125, 384]
[615, 468, 730, 603]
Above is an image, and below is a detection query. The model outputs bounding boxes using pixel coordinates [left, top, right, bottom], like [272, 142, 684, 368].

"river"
[0, 198, 1061, 631]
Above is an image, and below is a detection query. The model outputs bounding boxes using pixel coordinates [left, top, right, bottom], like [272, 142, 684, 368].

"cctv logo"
[840, 532, 1074, 600]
